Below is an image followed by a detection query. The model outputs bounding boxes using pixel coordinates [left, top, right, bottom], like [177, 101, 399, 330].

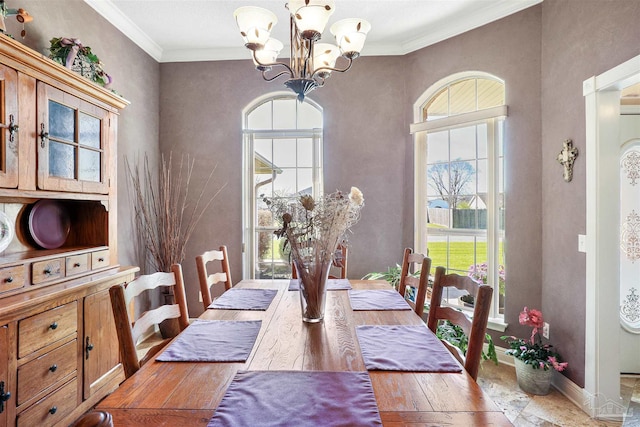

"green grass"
[428, 241, 505, 274]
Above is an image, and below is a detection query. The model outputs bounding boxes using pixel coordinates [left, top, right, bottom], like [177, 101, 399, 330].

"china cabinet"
[0, 33, 136, 427]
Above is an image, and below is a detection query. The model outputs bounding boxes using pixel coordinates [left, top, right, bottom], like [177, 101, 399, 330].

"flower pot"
[294, 259, 331, 323]
[514, 357, 553, 395]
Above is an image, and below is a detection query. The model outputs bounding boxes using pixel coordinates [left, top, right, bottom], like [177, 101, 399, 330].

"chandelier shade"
[234, 2, 370, 101]
[233, 6, 278, 50]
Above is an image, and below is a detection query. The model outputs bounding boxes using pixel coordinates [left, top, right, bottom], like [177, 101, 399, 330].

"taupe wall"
[540, 0, 640, 387]
[159, 56, 407, 315]
[11, 0, 160, 270]
[20, 0, 640, 389]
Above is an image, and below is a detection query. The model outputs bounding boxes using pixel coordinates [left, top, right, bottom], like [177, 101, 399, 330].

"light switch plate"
[578, 234, 586, 253]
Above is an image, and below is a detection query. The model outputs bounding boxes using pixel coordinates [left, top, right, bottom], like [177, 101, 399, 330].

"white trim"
[83, 0, 163, 62]
[584, 53, 640, 419]
[410, 106, 508, 134]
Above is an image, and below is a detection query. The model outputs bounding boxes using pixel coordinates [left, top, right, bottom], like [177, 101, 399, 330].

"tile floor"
[477, 360, 640, 426]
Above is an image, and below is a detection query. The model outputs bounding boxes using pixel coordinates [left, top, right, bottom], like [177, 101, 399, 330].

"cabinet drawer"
[17, 378, 77, 427]
[17, 340, 77, 405]
[18, 302, 77, 358]
[66, 254, 89, 276]
[32, 258, 65, 284]
[0, 264, 26, 294]
[91, 250, 110, 270]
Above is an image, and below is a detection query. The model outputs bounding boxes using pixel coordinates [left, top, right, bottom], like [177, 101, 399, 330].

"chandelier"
[233, 1, 371, 102]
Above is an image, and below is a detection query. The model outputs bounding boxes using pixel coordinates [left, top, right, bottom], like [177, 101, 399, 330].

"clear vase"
[294, 259, 331, 323]
[514, 357, 553, 395]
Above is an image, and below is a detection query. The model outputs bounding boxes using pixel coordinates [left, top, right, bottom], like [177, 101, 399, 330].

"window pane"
[478, 79, 505, 110]
[477, 124, 487, 159]
[78, 148, 100, 182]
[448, 235, 476, 274]
[273, 139, 296, 167]
[273, 168, 297, 195]
[297, 102, 322, 128]
[425, 87, 448, 121]
[426, 234, 448, 267]
[272, 99, 296, 129]
[49, 141, 75, 179]
[450, 160, 475, 201]
[449, 79, 476, 115]
[297, 168, 312, 193]
[79, 112, 100, 149]
[297, 138, 312, 167]
[427, 163, 449, 198]
[49, 101, 75, 142]
[477, 159, 487, 193]
[450, 126, 476, 161]
[248, 102, 272, 129]
[427, 130, 448, 163]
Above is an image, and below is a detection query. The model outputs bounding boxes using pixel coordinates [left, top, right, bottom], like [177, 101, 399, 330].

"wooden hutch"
[0, 34, 138, 426]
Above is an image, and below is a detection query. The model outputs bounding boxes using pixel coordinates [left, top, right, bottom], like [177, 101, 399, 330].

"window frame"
[411, 72, 508, 327]
[241, 92, 324, 279]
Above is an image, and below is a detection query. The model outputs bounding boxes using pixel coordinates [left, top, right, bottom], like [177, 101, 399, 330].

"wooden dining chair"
[397, 248, 431, 318]
[291, 244, 348, 279]
[196, 245, 233, 310]
[110, 263, 189, 378]
[426, 266, 493, 381]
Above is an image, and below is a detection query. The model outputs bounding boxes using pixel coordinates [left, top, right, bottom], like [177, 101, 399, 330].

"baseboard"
[485, 344, 623, 420]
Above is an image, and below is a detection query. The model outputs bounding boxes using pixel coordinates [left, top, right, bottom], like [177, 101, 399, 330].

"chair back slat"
[196, 245, 233, 310]
[397, 248, 431, 318]
[427, 265, 493, 381]
[110, 263, 190, 379]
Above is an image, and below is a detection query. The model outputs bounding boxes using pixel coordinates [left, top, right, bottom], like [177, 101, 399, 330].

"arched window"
[242, 93, 323, 279]
[411, 72, 507, 320]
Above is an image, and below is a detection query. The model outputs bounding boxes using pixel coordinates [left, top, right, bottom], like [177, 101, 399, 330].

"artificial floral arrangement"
[265, 187, 364, 321]
[502, 307, 568, 371]
[48, 37, 112, 88]
[468, 262, 506, 296]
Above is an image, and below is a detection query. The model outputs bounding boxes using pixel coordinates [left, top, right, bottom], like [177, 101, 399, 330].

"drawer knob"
[49, 364, 57, 372]
[73, 263, 81, 268]
[4, 277, 12, 283]
[49, 322, 58, 330]
[49, 406, 57, 415]
[86, 336, 94, 360]
[44, 268, 52, 275]
[98, 257, 105, 262]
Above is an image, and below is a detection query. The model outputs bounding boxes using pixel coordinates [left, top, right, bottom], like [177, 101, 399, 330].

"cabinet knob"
[0, 381, 10, 414]
[4, 277, 12, 283]
[73, 263, 80, 268]
[49, 406, 57, 415]
[86, 336, 94, 360]
[49, 364, 57, 372]
[49, 322, 58, 330]
[39, 123, 49, 148]
[44, 268, 52, 275]
[0, 114, 18, 143]
[98, 257, 104, 262]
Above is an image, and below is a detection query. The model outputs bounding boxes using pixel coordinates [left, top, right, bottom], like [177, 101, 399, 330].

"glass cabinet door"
[0, 64, 18, 189]
[37, 82, 110, 194]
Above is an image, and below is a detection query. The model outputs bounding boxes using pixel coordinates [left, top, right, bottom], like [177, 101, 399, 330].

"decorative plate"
[28, 200, 70, 249]
[0, 211, 14, 253]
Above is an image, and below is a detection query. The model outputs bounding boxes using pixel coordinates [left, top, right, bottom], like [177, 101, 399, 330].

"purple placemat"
[208, 288, 277, 310]
[156, 320, 261, 362]
[356, 325, 463, 372]
[288, 278, 352, 291]
[208, 371, 382, 427]
[348, 289, 412, 310]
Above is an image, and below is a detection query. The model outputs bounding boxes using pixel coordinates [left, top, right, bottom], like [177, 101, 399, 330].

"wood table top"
[97, 279, 512, 426]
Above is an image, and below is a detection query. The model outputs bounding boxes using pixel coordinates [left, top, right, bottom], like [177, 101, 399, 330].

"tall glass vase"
[294, 259, 331, 323]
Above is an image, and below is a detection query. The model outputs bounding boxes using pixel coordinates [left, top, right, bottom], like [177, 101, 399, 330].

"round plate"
[28, 200, 70, 249]
[0, 211, 14, 253]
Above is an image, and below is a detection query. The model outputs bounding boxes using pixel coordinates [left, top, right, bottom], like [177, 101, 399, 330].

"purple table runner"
[348, 289, 412, 310]
[356, 325, 462, 372]
[208, 288, 277, 310]
[288, 278, 352, 291]
[208, 370, 382, 427]
[156, 320, 261, 362]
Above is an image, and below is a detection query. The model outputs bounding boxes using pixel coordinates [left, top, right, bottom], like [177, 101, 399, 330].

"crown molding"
[84, 0, 163, 62]
[85, 0, 542, 63]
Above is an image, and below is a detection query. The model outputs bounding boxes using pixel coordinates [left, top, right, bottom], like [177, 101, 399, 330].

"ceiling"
[83, 0, 542, 63]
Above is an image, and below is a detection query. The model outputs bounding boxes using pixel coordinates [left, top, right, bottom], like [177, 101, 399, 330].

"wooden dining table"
[97, 279, 512, 426]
